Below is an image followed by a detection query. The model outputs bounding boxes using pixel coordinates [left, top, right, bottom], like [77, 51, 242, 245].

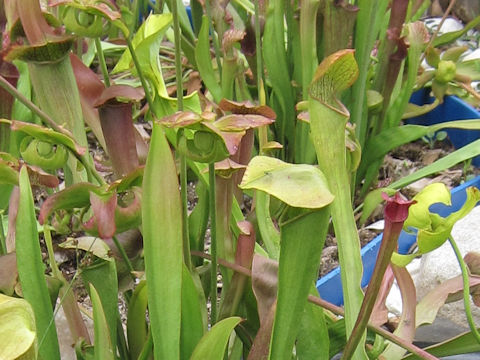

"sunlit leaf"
[190, 317, 242, 360]
[240, 156, 334, 209]
[59, 236, 112, 261]
[16, 166, 60, 359]
[0, 293, 36, 360]
[310, 49, 359, 105]
[89, 284, 115, 360]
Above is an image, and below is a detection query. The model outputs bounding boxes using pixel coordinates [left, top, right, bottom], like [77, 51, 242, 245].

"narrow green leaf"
[90, 284, 114, 360]
[0, 293, 36, 360]
[402, 328, 480, 359]
[433, 15, 480, 47]
[384, 21, 429, 129]
[142, 123, 183, 359]
[240, 156, 334, 209]
[254, 191, 280, 259]
[180, 266, 205, 360]
[296, 286, 330, 360]
[127, 281, 148, 360]
[390, 139, 480, 189]
[190, 317, 242, 360]
[361, 120, 480, 179]
[113, 14, 173, 74]
[351, 0, 390, 147]
[195, 16, 222, 103]
[81, 258, 118, 353]
[262, 0, 295, 155]
[270, 209, 330, 360]
[16, 166, 60, 359]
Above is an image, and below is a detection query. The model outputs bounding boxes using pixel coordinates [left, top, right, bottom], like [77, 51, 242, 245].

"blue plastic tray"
[408, 89, 480, 166]
[316, 93, 480, 306]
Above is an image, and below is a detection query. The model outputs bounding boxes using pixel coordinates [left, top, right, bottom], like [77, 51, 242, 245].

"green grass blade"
[391, 139, 480, 189]
[195, 16, 222, 103]
[402, 329, 480, 359]
[262, 0, 295, 158]
[142, 122, 183, 359]
[360, 120, 480, 183]
[190, 317, 242, 360]
[351, 0, 390, 148]
[90, 284, 115, 360]
[16, 166, 60, 360]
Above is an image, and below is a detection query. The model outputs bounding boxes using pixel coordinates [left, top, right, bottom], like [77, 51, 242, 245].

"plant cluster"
[1, 0, 480, 359]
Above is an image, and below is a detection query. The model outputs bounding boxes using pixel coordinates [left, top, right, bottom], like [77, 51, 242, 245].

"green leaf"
[0, 159, 19, 185]
[392, 186, 480, 266]
[296, 286, 330, 360]
[113, 14, 172, 74]
[402, 326, 480, 359]
[262, 0, 296, 153]
[89, 284, 114, 360]
[456, 59, 480, 81]
[82, 259, 118, 353]
[194, 16, 222, 103]
[433, 15, 480, 47]
[127, 281, 148, 360]
[142, 123, 183, 359]
[403, 183, 451, 231]
[240, 156, 334, 209]
[180, 266, 205, 360]
[60, 236, 113, 261]
[0, 293, 36, 360]
[390, 139, 480, 189]
[309, 49, 359, 106]
[16, 166, 60, 359]
[270, 209, 330, 360]
[38, 183, 98, 224]
[10, 120, 85, 156]
[362, 120, 480, 176]
[255, 191, 280, 259]
[190, 317, 242, 360]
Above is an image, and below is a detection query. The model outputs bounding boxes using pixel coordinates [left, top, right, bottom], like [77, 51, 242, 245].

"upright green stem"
[0, 212, 6, 255]
[204, 0, 223, 79]
[254, 0, 263, 91]
[172, 0, 191, 271]
[0, 75, 69, 135]
[112, 235, 136, 280]
[308, 50, 366, 359]
[125, 38, 155, 113]
[448, 235, 480, 344]
[43, 225, 62, 279]
[95, 38, 111, 88]
[209, 162, 218, 324]
[171, 0, 183, 110]
[180, 156, 192, 270]
[137, 330, 154, 360]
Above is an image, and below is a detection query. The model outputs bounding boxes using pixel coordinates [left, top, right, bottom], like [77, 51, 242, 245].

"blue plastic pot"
[408, 89, 480, 166]
[316, 92, 480, 306]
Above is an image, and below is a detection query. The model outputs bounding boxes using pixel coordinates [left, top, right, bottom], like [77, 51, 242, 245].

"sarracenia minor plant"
[2, 0, 480, 359]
